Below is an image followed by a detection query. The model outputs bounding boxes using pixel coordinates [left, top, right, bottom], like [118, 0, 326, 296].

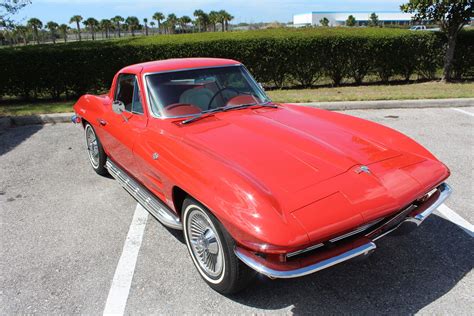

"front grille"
[286, 218, 384, 260]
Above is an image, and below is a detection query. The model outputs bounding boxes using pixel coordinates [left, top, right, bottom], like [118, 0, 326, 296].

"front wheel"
[84, 123, 108, 176]
[182, 197, 256, 294]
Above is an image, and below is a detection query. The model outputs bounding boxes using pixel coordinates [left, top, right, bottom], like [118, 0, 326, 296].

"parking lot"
[1, 106, 473, 314]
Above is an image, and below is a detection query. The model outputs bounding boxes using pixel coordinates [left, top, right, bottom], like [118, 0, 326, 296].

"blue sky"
[13, 0, 406, 24]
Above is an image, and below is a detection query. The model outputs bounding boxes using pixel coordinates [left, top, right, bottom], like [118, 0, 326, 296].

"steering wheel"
[207, 87, 248, 110]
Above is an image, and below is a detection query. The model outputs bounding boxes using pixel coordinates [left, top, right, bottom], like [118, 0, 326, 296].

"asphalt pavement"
[1, 106, 473, 314]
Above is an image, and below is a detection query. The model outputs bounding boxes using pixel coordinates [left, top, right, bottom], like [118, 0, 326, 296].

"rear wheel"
[182, 197, 256, 294]
[84, 123, 108, 176]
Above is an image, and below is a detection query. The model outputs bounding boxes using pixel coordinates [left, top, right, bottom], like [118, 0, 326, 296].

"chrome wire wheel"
[185, 207, 225, 283]
[85, 125, 99, 169]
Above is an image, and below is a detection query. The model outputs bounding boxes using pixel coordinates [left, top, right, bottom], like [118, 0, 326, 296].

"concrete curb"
[295, 98, 474, 111]
[0, 117, 13, 131]
[0, 113, 74, 131]
[0, 98, 473, 131]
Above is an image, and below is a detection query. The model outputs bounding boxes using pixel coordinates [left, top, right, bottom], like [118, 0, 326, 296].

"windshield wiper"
[181, 102, 277, 125]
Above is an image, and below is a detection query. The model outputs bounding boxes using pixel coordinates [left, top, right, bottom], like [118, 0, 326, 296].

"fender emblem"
[355, 166, 371, 174]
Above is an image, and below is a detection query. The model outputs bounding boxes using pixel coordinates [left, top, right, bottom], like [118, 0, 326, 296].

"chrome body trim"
[329, 218, 384, 243]
[236, 183, 451, 279]
[105, 159, 183, 230]
[372, 182, 452, 241]
[235, 242, 377, 279]
[412, 183, 452, 223]
[286, 243, 324, 259]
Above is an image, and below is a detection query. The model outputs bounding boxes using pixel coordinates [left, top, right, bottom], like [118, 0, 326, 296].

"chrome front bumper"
[235, 183, 452, 279]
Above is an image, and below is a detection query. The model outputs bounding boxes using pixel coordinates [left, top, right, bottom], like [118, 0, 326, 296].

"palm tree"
[222, 11, 234, 31]
[27, 18, 42, 44]
[111, 16, 124, 37]
[209, 11, 219, 32]
[193, 9, 209, 32]
[69, 15, 83, 41]
[84, 17, 99, 40]
[125, 16, 140, 36]
[217, 10, 226, 32]
[100, 19, 113, 39]
[152, 12, 164, 34]
[150, 21, 155, 34]
[178, 16, 191, 33]
[58, 24, 69, 43]
[45, 21, 59, 44]
[143, 18, 149, 36]
[15, 25, 29, 45]
[161, 21, 169, 34]
[166, 14, 177, 34]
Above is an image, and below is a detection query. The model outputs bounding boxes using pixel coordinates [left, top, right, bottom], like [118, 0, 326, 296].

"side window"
[115, 74, 135, 112]
[115, 74, 143, 114]
[132, 80, 143, 114]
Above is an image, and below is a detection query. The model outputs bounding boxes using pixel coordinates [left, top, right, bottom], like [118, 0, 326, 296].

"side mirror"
[112, 100, 128, 122]
[112, 100, 125, 114]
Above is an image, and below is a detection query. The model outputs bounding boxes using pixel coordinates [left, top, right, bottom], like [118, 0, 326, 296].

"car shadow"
[229, 215, 473, 314]
[0, 124, 43, 156]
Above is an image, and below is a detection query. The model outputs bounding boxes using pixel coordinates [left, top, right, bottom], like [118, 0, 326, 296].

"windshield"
[145, 65, 271, 117]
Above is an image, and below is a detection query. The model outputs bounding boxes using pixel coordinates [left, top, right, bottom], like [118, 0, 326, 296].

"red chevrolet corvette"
[73, 58, 451, 294]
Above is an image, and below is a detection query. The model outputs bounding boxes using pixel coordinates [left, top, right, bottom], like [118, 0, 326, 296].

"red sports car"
[73, 58, 451, 294]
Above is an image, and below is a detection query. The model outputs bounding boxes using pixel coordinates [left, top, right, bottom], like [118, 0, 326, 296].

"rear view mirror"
[112, 100, 128, 122]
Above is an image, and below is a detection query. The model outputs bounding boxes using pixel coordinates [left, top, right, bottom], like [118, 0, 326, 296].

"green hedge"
[1, 28, 473, 99]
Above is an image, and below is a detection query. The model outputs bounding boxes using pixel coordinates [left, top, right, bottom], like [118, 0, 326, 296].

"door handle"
[98, 118, 107, 126]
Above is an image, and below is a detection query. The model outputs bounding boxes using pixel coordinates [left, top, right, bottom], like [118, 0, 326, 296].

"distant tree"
[83, 18, 99, 40]
[221, 10, 234, 31]
[1, 0, 30, 25]
[346, 15, 356, 27]
[27, 17, 42, 44]
[152, 12, 164, 34]
[15, 24, 28, 45]
[143, 18, 149, 36]
[193, 9, 209, 32]
[45, 21, 58, 44]
[166, 14, 177, 34]
[402, 0, 473, 81]
[209, 11, 219, 31]
[111, 16, 124, 37]
[161, 20, 169, 34]
[69, 15, 83, 40]
[100, 19, 112, 38]
[319, 17, 329, 27]
[149, 21, 155, 34]
[368, 13, 379, 27]
[178, 15, 191, 32]
[58, 23, 69, 43]
[217, 10, 226, 32]
[125, 16, 140, 36]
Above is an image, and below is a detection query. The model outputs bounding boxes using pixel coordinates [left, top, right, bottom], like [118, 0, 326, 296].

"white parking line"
[451, 108, 474, 117]
[436, 203, 474, 237]
[103, 204, 148, 316]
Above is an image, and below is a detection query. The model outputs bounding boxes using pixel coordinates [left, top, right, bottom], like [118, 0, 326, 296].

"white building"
[293, 11, 414, 26]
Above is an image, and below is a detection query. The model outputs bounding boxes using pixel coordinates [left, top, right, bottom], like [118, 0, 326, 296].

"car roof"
[120, 58, 241, 75]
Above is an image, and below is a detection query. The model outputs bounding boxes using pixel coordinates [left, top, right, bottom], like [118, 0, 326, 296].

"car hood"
[182, 106, 420, 199]
[178, 105, 450, 246]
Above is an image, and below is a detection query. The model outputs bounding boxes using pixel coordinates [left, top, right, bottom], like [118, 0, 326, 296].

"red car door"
[98, 74, 147, 178]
